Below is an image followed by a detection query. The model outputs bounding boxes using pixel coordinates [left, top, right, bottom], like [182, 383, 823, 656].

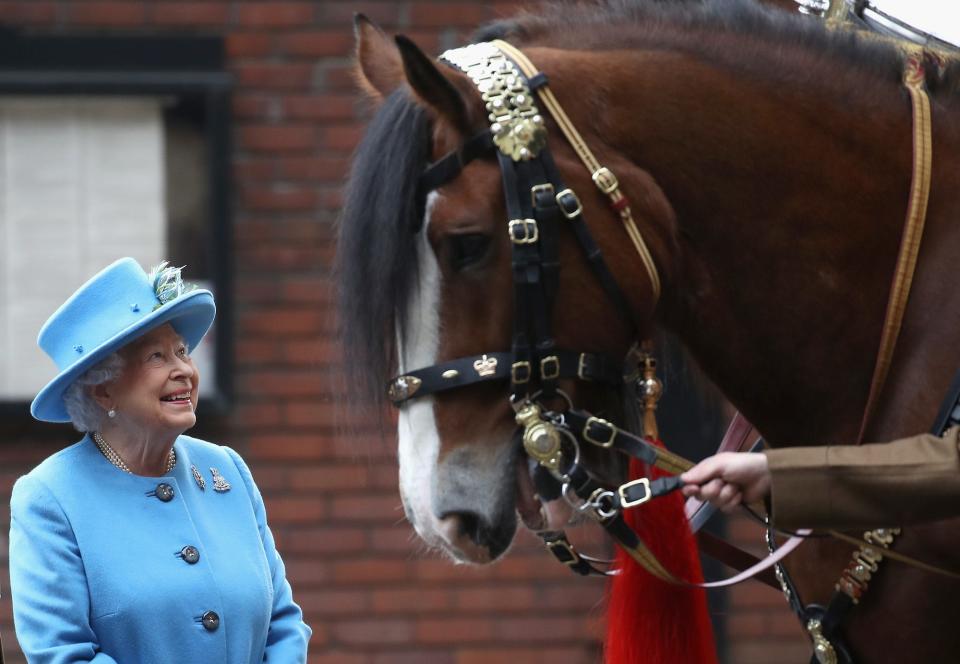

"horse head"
[339, 16, 679, 564]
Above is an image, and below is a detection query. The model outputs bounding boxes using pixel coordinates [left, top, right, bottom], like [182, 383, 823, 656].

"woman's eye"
[449, 233, 491, 271]
[177, 346, 188, 357]
[149, 351, 163, 361]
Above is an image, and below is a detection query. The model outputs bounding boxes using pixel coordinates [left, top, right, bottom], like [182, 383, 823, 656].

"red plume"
[605, 446, 717, 664]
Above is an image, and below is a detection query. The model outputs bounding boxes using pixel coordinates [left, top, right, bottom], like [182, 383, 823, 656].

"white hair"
[63, 352, 125, 432]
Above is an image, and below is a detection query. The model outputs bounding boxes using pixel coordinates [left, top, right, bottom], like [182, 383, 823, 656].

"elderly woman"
[9, 258, 311, 663]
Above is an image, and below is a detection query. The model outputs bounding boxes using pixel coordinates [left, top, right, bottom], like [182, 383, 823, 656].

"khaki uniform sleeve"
[763, 426, 960, 531]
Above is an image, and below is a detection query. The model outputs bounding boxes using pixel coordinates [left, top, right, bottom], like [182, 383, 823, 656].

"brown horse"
[338, 1, 960, 661]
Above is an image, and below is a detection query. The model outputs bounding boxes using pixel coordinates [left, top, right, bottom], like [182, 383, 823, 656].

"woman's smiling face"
[102, 323, 200, 438]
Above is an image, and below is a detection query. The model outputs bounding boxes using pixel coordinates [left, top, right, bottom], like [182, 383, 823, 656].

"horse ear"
[354, 13, 405, 100]
[394, 34, 472, 136]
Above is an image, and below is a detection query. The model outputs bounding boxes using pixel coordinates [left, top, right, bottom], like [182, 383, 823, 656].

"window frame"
[0, 29, 234, 420]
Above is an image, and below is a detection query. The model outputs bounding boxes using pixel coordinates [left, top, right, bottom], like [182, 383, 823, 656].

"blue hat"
[30, 258, 216, 423]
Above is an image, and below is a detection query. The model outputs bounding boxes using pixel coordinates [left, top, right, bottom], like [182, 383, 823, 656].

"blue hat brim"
[30, 289, 216, 423]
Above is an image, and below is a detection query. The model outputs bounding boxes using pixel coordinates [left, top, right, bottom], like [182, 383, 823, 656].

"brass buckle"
[546, 538, 580, 566]
[591, 166, 619, 194]
[511, 361, 531, 384]
[618, 478, 652, 509]
[576, 353, 590, 380]
[508, 218, 539, 244]
[583, 416, 616, 448]
[530, 183, 555, 207]
[555, 188, 583, 219]
[540, 355, 560, 380]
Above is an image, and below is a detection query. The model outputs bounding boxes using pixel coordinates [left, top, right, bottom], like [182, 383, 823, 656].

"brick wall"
[0, 2, 807, 663]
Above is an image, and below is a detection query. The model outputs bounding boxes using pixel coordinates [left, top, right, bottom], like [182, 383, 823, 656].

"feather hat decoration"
[149, 261, 197, 310]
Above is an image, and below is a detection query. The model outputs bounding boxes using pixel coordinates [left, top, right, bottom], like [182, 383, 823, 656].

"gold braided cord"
[492, 39, 662, 302]
[829, 530, 960, 581]
[857, 53, 934, 442]
[620, 533, 681, 583]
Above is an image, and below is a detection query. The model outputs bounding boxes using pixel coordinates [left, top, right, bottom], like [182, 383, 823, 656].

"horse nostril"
[442, 510, 514, 560]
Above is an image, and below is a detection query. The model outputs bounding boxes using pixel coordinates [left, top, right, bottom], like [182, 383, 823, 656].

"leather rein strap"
[856, 51, 937, 442]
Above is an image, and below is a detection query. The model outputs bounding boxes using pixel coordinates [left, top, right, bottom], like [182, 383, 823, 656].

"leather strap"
[492, 38, 662, 303]
[857, 52, 935, 442]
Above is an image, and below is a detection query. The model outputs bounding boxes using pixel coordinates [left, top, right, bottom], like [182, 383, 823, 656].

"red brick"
[240, 124, 317, 153]
[453, 587, 536, 612]
[233, 94, 280, 123]
[494, 617, 595, 643]
[280, 31, 354, 58]
[332, 560, 411, 584]
[69, 2, 147, 26]
[277, 155, 347, 181]
[233, 155, 276, 181]
[283, 94, 357, 121]
[320, 2, 400, 28]
[319, 63, 362, 92]
[241, 186, 318, 212]
[297, 589, 368, 616]
[231, 402, 283, 428]
[234, 62, 314, 90]
[237, 367, 335, 395]
[373, 653, 455, 664]
[151, 3, 229, 26]
[284, 526, 367, 555]
[371, 588, 451, 614]
[309, 653, 366, 664]
[0, 1, 57, 23]
[333, 619, 413, 645]
[320, 124, 365, 152]
[287, 464, 369, 490]
[409, 3, 486, 28]
[240, 307, 330, 334]
[246, 434, 333, 461]
[238, 2, 314, 28]
[455, 648, 595, 664]
[329, 495, 403, 523]
[226, 32, 274, 58]
[415, 618, 495, 644]
[263, 496, 326, 523]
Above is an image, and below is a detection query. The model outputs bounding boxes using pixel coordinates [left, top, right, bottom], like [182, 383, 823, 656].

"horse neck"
[587, 47, 929, 444]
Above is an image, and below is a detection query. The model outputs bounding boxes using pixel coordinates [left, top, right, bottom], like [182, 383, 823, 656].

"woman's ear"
[90, 382, 114, 412]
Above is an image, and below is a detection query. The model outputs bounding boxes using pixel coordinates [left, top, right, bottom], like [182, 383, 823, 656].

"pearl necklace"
[92, 431, 176, 475]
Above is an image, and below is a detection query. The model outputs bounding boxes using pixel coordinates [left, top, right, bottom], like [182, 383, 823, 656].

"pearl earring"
[107, 409, 117, 419]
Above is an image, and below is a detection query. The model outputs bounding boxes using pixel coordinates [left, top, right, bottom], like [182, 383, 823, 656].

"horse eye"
[449, 233, 491, 271]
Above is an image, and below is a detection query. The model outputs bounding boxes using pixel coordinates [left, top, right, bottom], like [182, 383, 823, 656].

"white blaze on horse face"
[396, 192, 444, 549]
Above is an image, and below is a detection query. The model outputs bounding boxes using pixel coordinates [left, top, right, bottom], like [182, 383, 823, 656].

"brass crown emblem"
[473, 354, 498, 377]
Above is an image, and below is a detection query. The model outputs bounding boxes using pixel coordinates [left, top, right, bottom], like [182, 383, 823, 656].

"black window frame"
[0, 27, 234, 420]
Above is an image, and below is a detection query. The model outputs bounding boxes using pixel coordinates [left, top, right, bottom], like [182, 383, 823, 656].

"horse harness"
[385, 31, 954, 664]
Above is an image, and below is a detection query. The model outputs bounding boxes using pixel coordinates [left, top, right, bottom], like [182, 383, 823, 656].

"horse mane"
[336, 90, 430, 403]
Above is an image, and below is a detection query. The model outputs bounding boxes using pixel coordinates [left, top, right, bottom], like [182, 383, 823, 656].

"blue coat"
[8, 434, 311, 663]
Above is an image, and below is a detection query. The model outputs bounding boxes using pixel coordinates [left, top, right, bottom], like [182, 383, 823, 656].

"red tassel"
[605, 443, 717, 664]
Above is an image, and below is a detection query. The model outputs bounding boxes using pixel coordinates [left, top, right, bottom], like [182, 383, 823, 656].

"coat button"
[201, 610, 219, 632]
[181, 546, 200, 565]
[155, 483, 174, 502]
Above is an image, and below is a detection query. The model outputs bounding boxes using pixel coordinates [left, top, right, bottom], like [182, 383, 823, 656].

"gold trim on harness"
[439, 42, 547, 161]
